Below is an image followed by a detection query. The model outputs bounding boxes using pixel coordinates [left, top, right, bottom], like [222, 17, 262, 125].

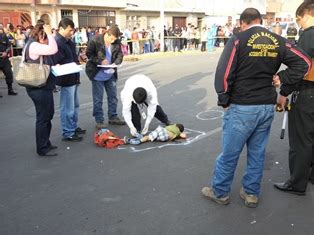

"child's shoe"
[123, 136, 130, 144]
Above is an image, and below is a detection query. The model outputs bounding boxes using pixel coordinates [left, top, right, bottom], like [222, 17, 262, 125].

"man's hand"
[273, 75, 281, 88]
[277, 95, 287, 112]
[101, 59, 109, 65]
[141, 124, 149, 135]
[1, 52, 7, 58]
[130, 127, 138, 137]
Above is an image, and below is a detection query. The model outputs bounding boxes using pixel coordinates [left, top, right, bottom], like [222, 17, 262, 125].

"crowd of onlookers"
[118, 21, 303, 54]
[0, 20, 304, 60]
[0, 22, 237, 57]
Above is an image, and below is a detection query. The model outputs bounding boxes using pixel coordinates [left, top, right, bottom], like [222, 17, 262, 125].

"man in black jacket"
[173, 24, 182, 52]
[274, 0, 314, 196]
[201, 8, 310, 208]
[52, 18, 86, 141]
[85, 25, 125, 129]
[0, 23, 17, 97]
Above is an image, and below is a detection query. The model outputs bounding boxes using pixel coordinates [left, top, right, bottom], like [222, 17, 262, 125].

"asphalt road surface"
[0, 50, 313, 235]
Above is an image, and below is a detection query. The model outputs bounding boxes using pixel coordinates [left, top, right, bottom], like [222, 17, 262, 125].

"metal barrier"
[7, 34, 299, 58]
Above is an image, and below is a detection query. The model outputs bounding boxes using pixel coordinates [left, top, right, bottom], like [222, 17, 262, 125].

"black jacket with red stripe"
[295, 26, 314, 90]
[215, 25, 310, 107]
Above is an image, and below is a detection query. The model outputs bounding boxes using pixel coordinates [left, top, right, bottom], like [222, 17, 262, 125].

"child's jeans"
[127, 133, 143, 145]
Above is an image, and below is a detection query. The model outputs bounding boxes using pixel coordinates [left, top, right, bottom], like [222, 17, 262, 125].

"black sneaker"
[38, 152, 58, 157]
[75, 127, 86, 135]
[8, 90, 18, 95]
[38, 148, 58, 157]
[49, 145, 58, 150]
[62, 134, 83, 142]
[108, 117, 126, 125]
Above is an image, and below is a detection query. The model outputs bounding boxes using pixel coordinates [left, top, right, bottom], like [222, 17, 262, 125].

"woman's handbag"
[15, 46, 50, 88]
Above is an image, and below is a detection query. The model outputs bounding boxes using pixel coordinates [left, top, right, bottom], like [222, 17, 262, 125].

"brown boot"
[108, 117, 126, 125]
[240, 187, 258, 208]
[95, 122, 107, 129]
[201, 187, 230, 205]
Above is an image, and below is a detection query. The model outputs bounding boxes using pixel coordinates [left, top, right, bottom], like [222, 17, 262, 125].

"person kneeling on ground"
[121, 74, 171, 137]
[124, 123, 187, 145]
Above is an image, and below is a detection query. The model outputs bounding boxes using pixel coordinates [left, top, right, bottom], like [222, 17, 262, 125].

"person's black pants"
[173, 39, 181, 51]
[14, 48, 22, 56]
[180, 38, 184, 50]
[127, 41, 133, 54]
[0, 59, 13, 88]
[131, 102, 169, 132]
[201, 41, 206, 51]
[288, 89, 314, 191]
[26, 88, 55, 155]
[310, 147, 314, 182]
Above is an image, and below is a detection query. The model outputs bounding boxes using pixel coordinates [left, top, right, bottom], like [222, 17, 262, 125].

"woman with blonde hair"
[25, 21, 58, 156]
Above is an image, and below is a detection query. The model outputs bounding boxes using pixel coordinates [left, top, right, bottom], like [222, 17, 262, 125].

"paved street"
[0, 50, 313, 235]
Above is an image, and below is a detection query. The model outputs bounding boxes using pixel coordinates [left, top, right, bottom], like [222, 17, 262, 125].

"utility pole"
[160, 0, 165, 52]
[30, 0, 37, 25]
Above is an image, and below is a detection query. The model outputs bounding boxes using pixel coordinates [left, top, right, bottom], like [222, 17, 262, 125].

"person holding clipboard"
[52, 18, 86, 142]
[85, 25, 126, 129]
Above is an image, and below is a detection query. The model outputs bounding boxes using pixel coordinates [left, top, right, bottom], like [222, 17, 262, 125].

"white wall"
[281, 0, 304, 19]
[60, 0, 126, 7]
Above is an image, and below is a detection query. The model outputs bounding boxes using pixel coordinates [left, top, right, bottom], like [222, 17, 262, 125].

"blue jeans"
[60, 85, 79, 138]
[128, 134, 144, 145]
[92, 78, 118, 123]
[212, 104, 274, 197]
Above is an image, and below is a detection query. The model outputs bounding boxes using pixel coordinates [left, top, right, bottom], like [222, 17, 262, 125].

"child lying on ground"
[124, 124, 187, 145]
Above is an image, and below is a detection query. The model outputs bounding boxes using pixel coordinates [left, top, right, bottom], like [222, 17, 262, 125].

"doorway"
[173, 17, 186, 28]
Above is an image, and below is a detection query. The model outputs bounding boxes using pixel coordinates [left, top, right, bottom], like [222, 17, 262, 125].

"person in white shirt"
[121, 74, 171, 136]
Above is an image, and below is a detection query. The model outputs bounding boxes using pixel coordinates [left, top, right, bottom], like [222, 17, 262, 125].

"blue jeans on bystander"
[60, 85, 79, 138]
[92, 78, 118, 123]
[211, 104, 274, 198]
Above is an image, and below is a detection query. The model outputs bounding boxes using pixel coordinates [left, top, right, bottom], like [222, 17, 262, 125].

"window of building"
[78, 10, 116, 28]
[61, 10, 73, 20]
[126, 15, 141, 29]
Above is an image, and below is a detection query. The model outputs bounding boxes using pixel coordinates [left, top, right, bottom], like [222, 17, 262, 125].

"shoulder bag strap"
[20, 41, 43, 67]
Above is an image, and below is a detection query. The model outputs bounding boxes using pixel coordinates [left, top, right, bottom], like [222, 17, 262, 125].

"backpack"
[94, 128, 124, 149]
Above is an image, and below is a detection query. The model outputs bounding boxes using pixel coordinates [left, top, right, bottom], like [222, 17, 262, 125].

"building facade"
[280, 0, 304, 20]
[0, 0, 305, 30]
[0, 0, 206, 30]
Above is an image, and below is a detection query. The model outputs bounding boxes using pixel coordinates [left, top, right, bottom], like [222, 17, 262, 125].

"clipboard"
[97, 64, 119, 68]
[51, 62, 82, 76]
